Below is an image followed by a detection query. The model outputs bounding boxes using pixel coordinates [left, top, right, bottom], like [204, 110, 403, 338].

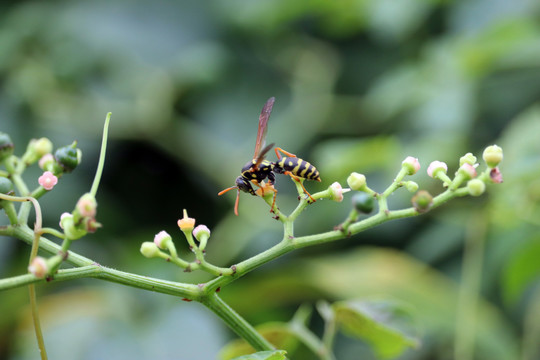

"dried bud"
[490, 167, 503, 184]
[412, 190, 433, 213]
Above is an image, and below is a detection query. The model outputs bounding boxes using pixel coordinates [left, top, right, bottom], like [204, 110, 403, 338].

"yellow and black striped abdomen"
[276, 157, 320, 181]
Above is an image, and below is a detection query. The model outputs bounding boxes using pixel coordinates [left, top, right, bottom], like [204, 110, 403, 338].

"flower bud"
[347, 172, 366, 191]
[28, 256, 49, 278]
[0, 177, 14, 195]
[412, 190, 433, 213]
[193, 225, 211, 242]
[457, 163, 477, 180]
[38, 153, 55, 171]
[178, 209, 195, 232]
[459, 153, 477, 167]
[329, 182, 348, 202]
[402, 156, 421, 175]
[154, 230, 173, 249]
[427, 161, 448, 178]
[76, 193, 97, 218]
[23, 138, 53, 165]
[59, 213, 87, 240]
[404, 181, 419, 193]
[0, 132, 14, 162]
[352, 192, 375, 214]
[55, 142, 82, 173]
[467, 179, 486, 196]
[140, 242, 161, 258]
[38, 171, 58, 191]
[483, 145, 503, 168]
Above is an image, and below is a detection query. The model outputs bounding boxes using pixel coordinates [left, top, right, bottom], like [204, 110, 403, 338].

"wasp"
[218, 97, 321, 216]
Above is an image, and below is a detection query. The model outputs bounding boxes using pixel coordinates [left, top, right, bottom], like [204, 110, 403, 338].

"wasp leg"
[282, 171, 316, 203]
[267, 171, 278, 213]
[275, 147, 298, 160]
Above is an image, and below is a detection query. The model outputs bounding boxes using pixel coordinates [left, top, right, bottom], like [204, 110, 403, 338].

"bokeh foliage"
[1, 0, 540, 359]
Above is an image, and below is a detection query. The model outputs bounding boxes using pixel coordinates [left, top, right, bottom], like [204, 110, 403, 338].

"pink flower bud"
[329, 182, 348, 202]
[193, 225, 211, 242]
[28, 256, 49, 278]
[38, 171, 58, 190]
[38, 153, 55, 170]
[427, 161, 448, 178]
[154, 230, 172, 249]
[76, 193, 97, 218]
[458, 163, 477, 179]
[402, 156, 421, 175]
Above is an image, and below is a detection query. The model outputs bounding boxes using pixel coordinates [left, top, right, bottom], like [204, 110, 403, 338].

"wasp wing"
[253, 142, 275, 170]
[253, 97, 275, 160]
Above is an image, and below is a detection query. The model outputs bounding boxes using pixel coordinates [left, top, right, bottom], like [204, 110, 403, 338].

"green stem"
[454, 211, 486, 360]
[2, 200, 19, 224]
[28, 284, 47, 360]
[90, 113, 111, 197]
[201, 292, 274, 351]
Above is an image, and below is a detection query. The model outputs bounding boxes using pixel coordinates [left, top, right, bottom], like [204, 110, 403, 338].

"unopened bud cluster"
[141, 209, 212, 264]
[60, 193, 101, 240]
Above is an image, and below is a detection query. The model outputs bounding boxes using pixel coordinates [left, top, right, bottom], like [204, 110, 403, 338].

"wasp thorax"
[241, 160, 256, 173]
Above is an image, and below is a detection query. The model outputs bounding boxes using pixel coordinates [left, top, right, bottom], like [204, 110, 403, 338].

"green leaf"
[333, 299, 419, 359]
[502, 235, 540, 305]
[231, 350, 288, 360]
[219, 323, 298, 360]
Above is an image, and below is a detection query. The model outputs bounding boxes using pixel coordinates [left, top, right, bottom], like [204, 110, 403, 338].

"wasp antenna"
[234, 189, 240, 216]
[218, 186, 237, 196]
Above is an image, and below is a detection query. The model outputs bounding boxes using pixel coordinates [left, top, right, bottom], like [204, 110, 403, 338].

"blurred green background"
[1, 0, 540, 359]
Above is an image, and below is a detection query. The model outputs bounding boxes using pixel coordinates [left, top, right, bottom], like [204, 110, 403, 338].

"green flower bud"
[352, 192, 374, 214]
[0, 177, 14, 195]
[23, 138, 54, 165]
[412, 190, 433, 213]
[0, 132, 14, 162]
[467, 179, 486, 196]
[140, 242, 161, 258]
[55, 141, 82, 173]
[347, 172, 367, 191]
[459, 153, 477, 167]
[404, 181, 419, 193]
[483, 145, 503, 168]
